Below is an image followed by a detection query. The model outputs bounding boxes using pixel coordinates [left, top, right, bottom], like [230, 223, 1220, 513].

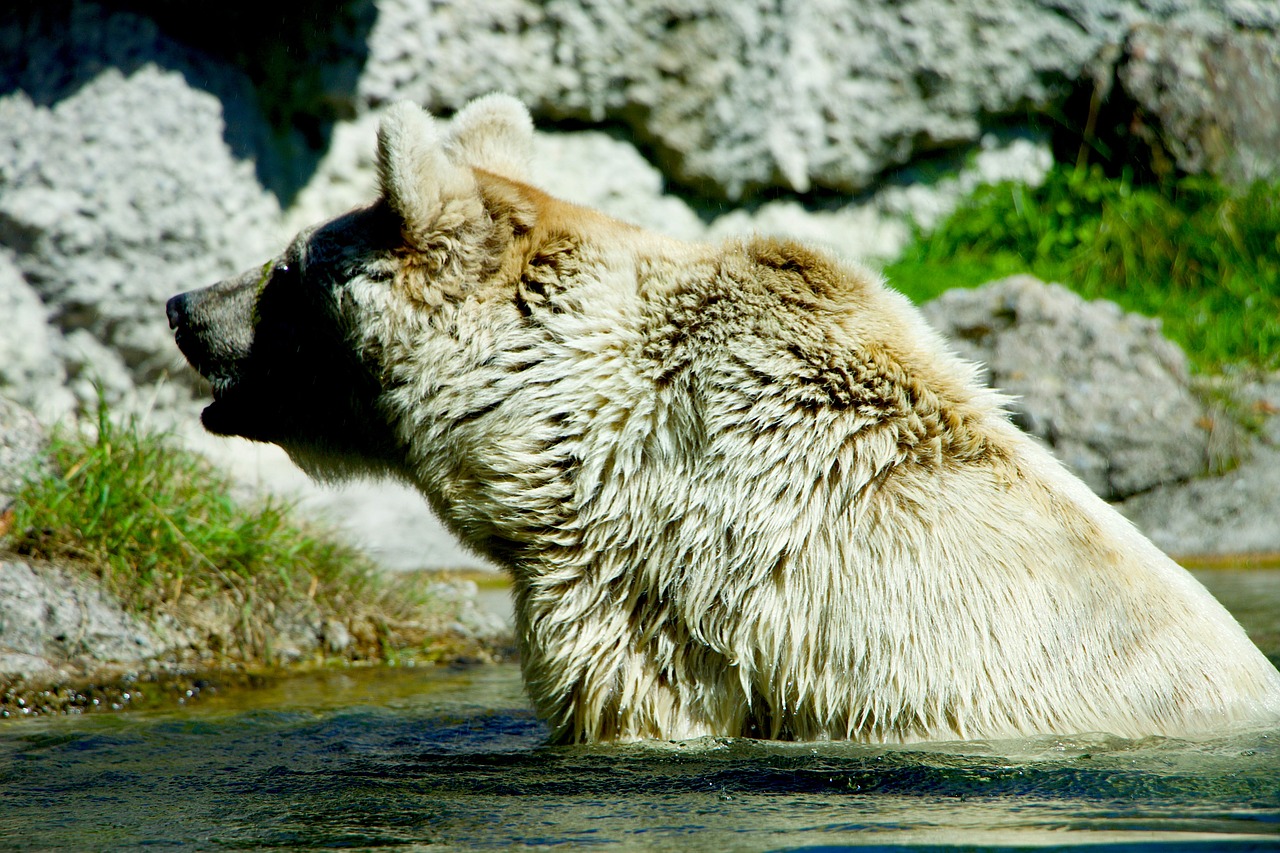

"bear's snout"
[167, 267, 263, 378]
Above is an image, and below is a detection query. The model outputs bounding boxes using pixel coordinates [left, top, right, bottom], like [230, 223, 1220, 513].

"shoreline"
[2, 560, 1276, 720]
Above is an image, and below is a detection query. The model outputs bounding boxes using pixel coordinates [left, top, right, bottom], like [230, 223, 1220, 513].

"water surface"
[1, 570, 1278, 851]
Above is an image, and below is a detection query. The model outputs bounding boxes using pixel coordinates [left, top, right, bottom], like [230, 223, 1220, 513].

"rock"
[57, 329, 139, 414]
[0, 397, 47, 515]
[280, 111, 383, 234]
[323, 619, 352, 655]
[0, 5, 284, 394]
[1118, 376, 1280, 556]
[707, 132, 1053, 262]
[0, 250, 75, 423]
[0, 652, 55, 683]
[874, 132, 1055, 232]
[0, 558, 166, 680]
[1119, 445, 1280, 557]
[427, 577, 511, 642]
[922, 276, 1209, 500]
[0, 2, 285, 183]
[356, 0, 1275, 199]
[1240, 375, 1280, 448]
[1112, 23, 1280, 185]
[532, 131, 705, 240]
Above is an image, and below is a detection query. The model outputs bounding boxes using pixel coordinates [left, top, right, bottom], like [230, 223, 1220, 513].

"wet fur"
[170, 96, 1280, 744]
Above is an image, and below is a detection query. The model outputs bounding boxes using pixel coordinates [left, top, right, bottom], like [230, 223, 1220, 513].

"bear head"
[167, 95, 539, 483]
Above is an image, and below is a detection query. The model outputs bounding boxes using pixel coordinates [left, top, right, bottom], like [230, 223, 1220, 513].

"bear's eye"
[277, 259, 305, 281]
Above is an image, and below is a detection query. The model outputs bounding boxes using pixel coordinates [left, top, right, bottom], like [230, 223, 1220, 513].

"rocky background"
[2, 0, 1279, 612]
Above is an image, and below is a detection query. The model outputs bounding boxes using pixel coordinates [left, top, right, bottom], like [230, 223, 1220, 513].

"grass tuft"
[885, 165, 1280, 372]
[7, 399, 484, 665]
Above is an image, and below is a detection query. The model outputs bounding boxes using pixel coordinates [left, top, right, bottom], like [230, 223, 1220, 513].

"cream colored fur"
[444, 92, 535, 182]
[339, 99, 1280, 743]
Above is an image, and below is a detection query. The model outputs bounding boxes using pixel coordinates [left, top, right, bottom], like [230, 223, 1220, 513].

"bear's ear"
[376, 101, 479, 248]
[444, 93, 534, 183]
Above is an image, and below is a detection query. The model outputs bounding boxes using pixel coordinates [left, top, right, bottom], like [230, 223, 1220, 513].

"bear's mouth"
[199, 377, 276, 441]
[171, 326, 254, 437]
[204, 372, 234, 402]
[173, 342, 256, 437]
[198, 376, 243, 435]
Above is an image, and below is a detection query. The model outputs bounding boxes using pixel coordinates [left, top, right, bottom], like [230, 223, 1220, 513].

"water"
[2, 571, 1279, 851]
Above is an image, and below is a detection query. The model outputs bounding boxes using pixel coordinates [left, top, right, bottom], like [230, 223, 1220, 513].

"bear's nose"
[166, 293, 187, 330]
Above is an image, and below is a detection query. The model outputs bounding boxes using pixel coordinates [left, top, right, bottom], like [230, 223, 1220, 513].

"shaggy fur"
[169, 96, 1280, 744]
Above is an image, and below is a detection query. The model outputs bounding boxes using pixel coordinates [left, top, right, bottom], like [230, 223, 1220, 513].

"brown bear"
[168, 95, 1280, 744]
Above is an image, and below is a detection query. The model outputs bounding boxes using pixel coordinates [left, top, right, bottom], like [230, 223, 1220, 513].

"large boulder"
[12, 2, 1278, 207]
[1110, 23, 1280, 185]
[1118, 376, 1280, 557]
[0, 4, 283, 403]
[707, 132, 1053, 261]
[357, 0, 1276, 199]
[922, 276, 1209, 501]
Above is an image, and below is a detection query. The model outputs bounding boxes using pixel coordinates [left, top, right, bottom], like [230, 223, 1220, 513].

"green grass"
[5, 401, 475, 665]
[884, 165, 1280, 372]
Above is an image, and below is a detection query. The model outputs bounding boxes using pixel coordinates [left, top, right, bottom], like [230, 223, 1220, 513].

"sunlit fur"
[215, 97, 1280, 743]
